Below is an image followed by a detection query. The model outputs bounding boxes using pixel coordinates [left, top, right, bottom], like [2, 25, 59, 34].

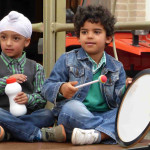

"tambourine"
[116, 69, 150, 147]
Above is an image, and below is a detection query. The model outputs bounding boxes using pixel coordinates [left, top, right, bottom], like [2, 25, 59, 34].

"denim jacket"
[42, 48, 126, 116]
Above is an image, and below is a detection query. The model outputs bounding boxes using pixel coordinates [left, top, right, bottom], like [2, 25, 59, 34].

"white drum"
[116, 69, 150, 147]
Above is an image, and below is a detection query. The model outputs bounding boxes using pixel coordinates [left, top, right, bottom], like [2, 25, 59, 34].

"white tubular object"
[5, 77, 27, 117]
[76, 79, 99, 89]
[76, 75, 107, 89]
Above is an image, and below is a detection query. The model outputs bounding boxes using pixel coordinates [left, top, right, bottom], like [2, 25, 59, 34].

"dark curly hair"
[73, 5, 116, 38]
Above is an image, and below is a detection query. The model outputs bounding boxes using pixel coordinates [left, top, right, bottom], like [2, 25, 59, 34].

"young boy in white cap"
[0, 11, 66, 142]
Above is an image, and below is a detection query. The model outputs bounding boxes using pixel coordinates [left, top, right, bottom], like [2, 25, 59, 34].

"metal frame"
[32, 0, 66, 77]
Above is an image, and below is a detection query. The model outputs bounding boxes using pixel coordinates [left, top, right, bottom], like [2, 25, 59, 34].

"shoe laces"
[78, 129, 99, 145]
[46, 128, 55, 141]
[84, 130, 98, 144]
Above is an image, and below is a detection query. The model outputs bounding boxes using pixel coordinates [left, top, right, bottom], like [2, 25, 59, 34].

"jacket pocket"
[105, 71, 119, 86]
[69, 66, 85, 78]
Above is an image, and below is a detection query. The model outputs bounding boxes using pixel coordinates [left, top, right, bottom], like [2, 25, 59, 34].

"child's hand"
[9, 74, 27, 83]
[60, 81, 78, 99]
[126, 77, 132, 87]
[14, 92, 28, 104]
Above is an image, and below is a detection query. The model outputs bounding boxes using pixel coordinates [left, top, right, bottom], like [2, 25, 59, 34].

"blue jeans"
[0, 108, 55, 142]
[58, 100, 117, 144]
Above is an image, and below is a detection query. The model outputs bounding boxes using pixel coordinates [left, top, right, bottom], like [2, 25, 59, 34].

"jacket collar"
[76, 47, 120, 73]
[76, 47, 88, 60]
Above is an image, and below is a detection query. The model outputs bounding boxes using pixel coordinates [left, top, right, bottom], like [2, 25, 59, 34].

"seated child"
[0, 11, 66, 142]
[41, 5, 127, 145]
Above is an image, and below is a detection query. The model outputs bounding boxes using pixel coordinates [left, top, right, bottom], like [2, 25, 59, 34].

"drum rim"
[116, 69, 150, 147]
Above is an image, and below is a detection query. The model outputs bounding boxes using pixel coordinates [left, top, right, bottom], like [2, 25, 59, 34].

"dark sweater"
[0, 57, 36, 111]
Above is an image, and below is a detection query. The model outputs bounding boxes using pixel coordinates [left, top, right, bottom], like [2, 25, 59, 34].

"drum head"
[116, 69, 150, 147]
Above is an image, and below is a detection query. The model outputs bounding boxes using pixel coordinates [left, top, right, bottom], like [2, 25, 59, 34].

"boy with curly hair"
[42, 5, 126, 145]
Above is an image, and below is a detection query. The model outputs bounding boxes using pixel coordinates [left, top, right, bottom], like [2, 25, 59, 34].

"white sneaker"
[71, 128, 100, 145]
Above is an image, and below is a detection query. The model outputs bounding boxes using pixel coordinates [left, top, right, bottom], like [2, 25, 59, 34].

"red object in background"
[107, 32, 150, 73]
[109, 32, 150, 55]
[66, 36, 80, 47]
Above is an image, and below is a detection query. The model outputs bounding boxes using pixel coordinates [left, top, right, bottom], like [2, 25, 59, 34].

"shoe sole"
[59, 124, 66, 142]
[0, 126, 5, 141]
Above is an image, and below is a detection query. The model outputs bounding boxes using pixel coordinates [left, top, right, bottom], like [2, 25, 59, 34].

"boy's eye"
[94, 30, 100, 34]
[81, 30, 87, 34]
[13, 37, 20, 41]
[0, 35, 6, 40]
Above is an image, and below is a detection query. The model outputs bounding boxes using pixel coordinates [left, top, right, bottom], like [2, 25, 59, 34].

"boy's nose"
[6, 39, 12, 45]
[87, 32, 93, 38]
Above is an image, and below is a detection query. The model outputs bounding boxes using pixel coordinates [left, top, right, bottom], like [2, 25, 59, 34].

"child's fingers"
[14, 92, 28, 104]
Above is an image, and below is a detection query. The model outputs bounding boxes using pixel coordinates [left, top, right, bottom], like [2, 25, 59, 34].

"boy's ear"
[24, 38, 31, 47]
[106, 36, 113, 44]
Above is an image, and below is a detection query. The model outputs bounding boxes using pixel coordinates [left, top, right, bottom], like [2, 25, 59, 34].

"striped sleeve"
[26, 63, 47, 110]
[0, 76, 9, 95]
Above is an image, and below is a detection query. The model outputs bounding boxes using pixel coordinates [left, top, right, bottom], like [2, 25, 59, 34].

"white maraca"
[76, 75, 107, 89]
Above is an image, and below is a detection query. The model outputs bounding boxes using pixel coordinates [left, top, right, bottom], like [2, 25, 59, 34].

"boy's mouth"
[85, 42, 96, 45]
[5, 49, 14, 52]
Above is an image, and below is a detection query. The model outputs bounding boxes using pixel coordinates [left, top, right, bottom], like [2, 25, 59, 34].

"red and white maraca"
[76, 75, 107, 89]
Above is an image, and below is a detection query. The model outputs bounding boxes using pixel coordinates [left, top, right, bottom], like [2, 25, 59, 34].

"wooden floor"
[0, 139, 149, 150]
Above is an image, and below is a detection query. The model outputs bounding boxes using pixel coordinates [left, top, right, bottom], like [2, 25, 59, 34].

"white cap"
[0, 11, 32, 38]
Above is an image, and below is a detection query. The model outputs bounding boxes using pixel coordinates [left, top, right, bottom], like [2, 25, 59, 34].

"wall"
[113, 0, 146, 22]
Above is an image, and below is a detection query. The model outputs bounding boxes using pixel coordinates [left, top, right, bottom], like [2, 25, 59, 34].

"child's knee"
[61, 100, 82, 114]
